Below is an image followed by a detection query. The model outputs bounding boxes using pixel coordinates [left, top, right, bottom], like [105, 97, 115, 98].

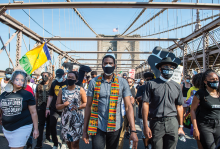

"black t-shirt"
[62, 62, 74, 71]
[143, 78, 183, 118]
[182, 83, 192, 97]
[0, 89, 35, 131]
[136, 84, 140, 90]
[49, 80, 67, 111]
[135, 85, 146, 119]
[195, 89, 220, 121]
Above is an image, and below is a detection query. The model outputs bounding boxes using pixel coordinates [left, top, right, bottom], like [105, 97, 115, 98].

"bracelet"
[46, 108, 50, 110]
[130, 130, 137, 133]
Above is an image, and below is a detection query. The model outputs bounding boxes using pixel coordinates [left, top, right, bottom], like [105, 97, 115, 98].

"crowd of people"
[0, 55, 220, 149]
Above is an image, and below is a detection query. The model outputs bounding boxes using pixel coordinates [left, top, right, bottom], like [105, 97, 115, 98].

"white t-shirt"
[29, 83, 36, 93]
[1, 78, 7, 94]
[121, 99, 126, 116]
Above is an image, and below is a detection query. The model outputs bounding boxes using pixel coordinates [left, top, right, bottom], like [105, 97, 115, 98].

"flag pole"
[118, 25, 119, 34]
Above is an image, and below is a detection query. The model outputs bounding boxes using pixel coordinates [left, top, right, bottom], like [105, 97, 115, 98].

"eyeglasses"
[161, 65, 175, 69]
[128, 81, 133, 83]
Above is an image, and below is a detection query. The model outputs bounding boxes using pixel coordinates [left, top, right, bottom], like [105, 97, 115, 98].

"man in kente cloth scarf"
[83, 55, 138, 149]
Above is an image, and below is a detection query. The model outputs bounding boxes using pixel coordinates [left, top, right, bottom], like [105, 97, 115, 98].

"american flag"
[113, 28, 118, 32]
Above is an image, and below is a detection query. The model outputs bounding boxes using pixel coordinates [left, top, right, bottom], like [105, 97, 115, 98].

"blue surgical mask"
[56, 77, 63, 83]
[6, 74, 12, 79]
[186, 79, 190, 83]
[207, 81, 219, 90]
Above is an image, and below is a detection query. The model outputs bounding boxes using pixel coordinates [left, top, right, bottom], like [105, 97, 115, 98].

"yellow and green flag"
[19, 43, 51, 74]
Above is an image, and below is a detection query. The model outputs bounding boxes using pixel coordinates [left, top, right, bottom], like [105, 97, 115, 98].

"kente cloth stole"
[88, 73, 119, 135]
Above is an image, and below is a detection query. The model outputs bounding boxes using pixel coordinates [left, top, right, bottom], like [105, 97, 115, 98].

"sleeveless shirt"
[182, 83, 192, 97]
[61, 85, 84, 142]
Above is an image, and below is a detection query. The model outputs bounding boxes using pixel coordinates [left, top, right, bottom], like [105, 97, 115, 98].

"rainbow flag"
[19, 43, 51, 74]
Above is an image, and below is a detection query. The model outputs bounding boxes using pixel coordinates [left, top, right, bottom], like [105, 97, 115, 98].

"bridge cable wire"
[125, 0, 178, 36]
[121, 0, 158, 36]
[66, 0, 99, 37]
[21, 9, 75, 51]
[144, 13, 220, 37]
[8, 0, 11, 67]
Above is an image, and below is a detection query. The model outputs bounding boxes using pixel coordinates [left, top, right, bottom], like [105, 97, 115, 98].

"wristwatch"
[46, 107, 50, 110]
[179, 125, 184, 128]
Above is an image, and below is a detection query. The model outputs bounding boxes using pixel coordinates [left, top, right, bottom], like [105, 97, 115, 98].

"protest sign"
[129, 69, 135, 79]
[171, 65, 183, 84]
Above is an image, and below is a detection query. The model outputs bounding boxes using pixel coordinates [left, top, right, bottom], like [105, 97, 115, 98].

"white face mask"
[56, 77, 63, 83]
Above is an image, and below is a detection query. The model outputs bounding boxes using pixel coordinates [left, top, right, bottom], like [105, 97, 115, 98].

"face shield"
[5, 70, 28, 93]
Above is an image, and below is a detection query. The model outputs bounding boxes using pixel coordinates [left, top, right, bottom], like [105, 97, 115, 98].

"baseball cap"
[5, 68, 13, 74]
[56, 69, 64, 78]
[123, 73, 127, 76]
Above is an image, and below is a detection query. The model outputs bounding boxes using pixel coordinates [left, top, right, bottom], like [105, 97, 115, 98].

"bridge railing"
[174, 26, 220, 59]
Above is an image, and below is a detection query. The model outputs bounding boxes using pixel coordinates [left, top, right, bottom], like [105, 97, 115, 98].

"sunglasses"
[128, 81, 133, 83]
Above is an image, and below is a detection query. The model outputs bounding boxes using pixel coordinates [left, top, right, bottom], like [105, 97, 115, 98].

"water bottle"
[148, 144, 152, 149]
[129, 140, 133, 149]
[190, 124, 193, 136]
[178, 133, 186, 142]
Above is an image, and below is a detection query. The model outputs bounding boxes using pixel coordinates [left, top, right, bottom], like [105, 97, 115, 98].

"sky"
[0, 0, 220, 72]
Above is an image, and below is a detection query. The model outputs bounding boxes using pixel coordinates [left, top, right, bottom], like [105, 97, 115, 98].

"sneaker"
[61, 144, 68, 149]
[52, 146, 58, 149]
[44, 138, 51, 143]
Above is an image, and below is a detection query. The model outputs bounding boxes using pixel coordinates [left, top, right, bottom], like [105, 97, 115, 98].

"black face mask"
[207, 81, 219, 90]
[42, 76, 49, 82]
[67, 79, 76, 86]
[161, 68, 174, 79]
[102, 64, 115, 76]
